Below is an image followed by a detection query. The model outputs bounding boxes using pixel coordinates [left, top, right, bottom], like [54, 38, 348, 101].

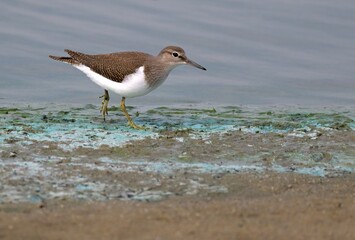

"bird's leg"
[99, 89, 110, 121]
[120, 97, 145, 130]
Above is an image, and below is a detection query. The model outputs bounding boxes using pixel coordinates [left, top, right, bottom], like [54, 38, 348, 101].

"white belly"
[74, 64, 151, 98]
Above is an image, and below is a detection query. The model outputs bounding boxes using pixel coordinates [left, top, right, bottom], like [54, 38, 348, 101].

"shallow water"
[0, 104, 354, 203]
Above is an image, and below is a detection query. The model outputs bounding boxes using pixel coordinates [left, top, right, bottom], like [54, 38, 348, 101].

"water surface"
[0, 0, 354, 106]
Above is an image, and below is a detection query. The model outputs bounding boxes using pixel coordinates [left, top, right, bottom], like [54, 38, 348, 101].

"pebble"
[9, 152, 17, 157]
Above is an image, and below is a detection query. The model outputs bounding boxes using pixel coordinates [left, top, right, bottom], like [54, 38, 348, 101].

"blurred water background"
[0, 0, 354, 106]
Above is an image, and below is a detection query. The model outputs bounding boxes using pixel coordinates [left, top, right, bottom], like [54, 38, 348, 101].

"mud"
[0, 104, 354, 203]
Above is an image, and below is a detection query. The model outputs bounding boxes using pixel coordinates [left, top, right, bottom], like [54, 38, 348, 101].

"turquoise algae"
[0, 104, 354, 203]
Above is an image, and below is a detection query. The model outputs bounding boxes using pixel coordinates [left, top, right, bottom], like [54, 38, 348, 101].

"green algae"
[0, 103, 354, 204]
[1, 103, 354, 165]
[0, 107, 19, 114]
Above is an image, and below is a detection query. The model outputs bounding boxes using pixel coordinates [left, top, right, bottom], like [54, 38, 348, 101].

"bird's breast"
[120, 66, 152, 97]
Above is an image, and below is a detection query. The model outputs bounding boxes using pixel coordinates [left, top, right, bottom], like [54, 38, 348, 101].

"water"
[0, 0, 354, 105]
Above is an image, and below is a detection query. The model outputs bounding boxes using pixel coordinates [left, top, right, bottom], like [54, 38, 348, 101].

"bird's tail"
[49, 55, 78, 65]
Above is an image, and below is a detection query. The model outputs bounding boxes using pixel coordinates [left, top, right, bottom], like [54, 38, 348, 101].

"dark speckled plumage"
[50, 50, 152, 83]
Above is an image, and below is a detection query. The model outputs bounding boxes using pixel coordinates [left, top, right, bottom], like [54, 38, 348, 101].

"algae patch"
[0, 104, 354, 203]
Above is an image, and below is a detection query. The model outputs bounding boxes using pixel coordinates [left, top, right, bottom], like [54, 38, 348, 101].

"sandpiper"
[49, 46, 206, 129]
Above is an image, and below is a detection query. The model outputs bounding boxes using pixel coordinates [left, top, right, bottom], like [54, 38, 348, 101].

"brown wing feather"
[65, 50, 152, 83]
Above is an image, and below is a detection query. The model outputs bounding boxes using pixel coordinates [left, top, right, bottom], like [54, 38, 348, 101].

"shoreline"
[1, 104, 354, 204]
[1, 104, 354, 239]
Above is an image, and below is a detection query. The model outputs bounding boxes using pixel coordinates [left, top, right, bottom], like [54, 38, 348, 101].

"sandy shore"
[1, 172, 354, 240]
[1, 104, 354, 239]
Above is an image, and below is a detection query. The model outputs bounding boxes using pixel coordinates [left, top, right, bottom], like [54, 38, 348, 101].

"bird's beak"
[185, 57, 207, 71]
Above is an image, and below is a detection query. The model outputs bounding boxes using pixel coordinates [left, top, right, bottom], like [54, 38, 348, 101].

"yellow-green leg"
[120, 97, 145, 130]
[99, 89, 109, 121]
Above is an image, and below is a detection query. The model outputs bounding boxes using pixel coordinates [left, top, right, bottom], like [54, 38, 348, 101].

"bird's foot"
[127, 120, 146, 130]
[99, 90, 110, 121]
[120, 96, 146, 130]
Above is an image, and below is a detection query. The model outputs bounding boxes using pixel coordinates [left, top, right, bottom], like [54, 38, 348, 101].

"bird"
[49, 46, 206, 129]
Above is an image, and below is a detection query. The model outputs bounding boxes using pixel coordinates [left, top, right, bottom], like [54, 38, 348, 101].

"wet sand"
[1, 172, 354, 240]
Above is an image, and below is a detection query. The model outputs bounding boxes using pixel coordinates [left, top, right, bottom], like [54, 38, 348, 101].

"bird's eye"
[172, 52, 179, 57]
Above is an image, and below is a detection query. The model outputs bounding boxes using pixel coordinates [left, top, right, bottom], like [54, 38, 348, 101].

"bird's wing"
[65, 50, 151, 83]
